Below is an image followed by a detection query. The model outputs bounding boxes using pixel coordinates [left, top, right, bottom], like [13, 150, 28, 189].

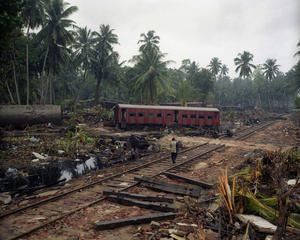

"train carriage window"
[157, 113, 163, 118]
[191, 114, 196, 119]
[214, 112, 218, 119]
[167, 113, 172, 118]
[207, 115, 213, 119]
[199, 115, 204, 119]
[148, 113, 154, 117]
[182, 114, 188, 118]
[129, 112, 136, 117]
[138, 112, 145, 117]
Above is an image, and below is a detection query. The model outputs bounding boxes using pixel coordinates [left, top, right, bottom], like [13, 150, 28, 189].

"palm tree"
[186, 61, 200, 84]
[91, 24, 119, 106]
[220, 64, 229, 76]
[137, 30, 160, 52]
[37, 0, 78, 104]
[177, 79, 197, 106]
[208, 57, 222, 76]
[21, 0, 46, 105]
[263, 58, 280, 109]
[192, 68, 214, 107]
[262, 58, 280, 82]
[129, 46, 173, 104]
[218, 64, 229, 106]
[73, 26, 94, 106]
[234, 51, 256, 78]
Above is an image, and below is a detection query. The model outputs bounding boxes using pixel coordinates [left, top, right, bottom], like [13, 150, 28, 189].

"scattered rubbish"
[32, 152, 47, 160]
[58, 150, 65, 155]
[287, 179, 297, 186]
[30, 137, 40, 143]
[236, 214, 277, 233]
[0, 193, 12, 204]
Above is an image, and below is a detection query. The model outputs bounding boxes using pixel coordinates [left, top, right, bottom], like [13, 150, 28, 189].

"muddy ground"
[0, 110, 299, 239]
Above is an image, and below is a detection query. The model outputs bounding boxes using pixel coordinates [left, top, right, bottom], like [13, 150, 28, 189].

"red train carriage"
[115, 104, 220, 129]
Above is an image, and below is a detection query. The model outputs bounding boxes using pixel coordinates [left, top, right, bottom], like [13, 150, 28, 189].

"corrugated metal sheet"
[118, 104, 219, 112]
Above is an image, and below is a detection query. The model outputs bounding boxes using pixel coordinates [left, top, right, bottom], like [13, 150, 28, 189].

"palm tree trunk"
[52, 75, 56, 105]
[5, 81, 16, 104]
[49, 68, 52, 104]
[11, 56, 20, 105]
[26, 26, 30, 105]
[40, 44, 49, 104]
[44, 74, 50, 104]
[95, 73, 102, 106]
[218, 79, 223, 107]
[74, 69, 88, 106]
[281, 87, 287, 110]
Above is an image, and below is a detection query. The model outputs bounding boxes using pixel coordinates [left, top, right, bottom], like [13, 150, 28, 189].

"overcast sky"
[71, 0, 300, 78]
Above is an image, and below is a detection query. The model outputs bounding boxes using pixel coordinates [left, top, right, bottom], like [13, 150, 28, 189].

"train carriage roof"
[117, 104, 219, 112]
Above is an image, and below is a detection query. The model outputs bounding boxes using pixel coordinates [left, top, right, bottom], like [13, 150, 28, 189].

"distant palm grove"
[1, 0, 300, 110]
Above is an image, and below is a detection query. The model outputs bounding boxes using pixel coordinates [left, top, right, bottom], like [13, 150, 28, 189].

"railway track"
[233, 121, 276, 140]
[0, 120, 277, 240]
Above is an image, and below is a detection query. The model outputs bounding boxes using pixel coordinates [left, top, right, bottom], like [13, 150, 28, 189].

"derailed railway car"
[115, 104, 220, 129]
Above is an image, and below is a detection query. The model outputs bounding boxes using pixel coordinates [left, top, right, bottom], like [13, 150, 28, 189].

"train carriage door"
[121, 108, 126, 122]
[174, 110, 178, 123]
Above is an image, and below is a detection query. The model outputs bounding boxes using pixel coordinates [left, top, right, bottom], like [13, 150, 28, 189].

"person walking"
[170, 137, 178, 164]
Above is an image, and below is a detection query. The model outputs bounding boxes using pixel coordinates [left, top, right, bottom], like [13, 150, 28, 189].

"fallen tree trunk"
[0, 105, 62, 127]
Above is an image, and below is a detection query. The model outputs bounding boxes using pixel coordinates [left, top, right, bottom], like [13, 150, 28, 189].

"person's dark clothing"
[170, 140, 178, 163]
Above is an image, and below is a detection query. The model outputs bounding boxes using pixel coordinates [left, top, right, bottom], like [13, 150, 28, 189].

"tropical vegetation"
[0, 0, 299, 111]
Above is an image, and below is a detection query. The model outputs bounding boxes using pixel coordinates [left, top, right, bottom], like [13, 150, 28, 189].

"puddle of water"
[0, 157, 107, 191]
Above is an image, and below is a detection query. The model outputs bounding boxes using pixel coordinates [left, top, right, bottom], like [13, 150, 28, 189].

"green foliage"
[129, 46, 172, 104]
[229, 110, 235, 120]
[0, 0, 298, 110]
[293, 97, 300, 108]
[0, 0, 24, 60]
[234, 51, 256, 78]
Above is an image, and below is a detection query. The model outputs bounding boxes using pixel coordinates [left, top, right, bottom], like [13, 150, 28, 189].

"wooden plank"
[102, 184, 124, 188]
[103, 190, 174, 203]
[134, 176, 203, 198]
[162, 172, 213, 189]
[61, 198, 87, 204]
[139, 182, 202, 198]
[94, 212, 176, 230]
[106, 195, 177, 212]
[112, 178, 136, 183]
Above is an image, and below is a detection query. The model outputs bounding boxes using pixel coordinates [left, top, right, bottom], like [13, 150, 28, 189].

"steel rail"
[1, 119, 277, 239]
[4, 143, 222, 240]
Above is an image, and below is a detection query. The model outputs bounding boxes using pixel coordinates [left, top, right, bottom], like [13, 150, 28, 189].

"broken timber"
[162, 172, 213, 189]
[94, 212, 175, 230]
[106, 195, 177, 212]
[134, 176, 203, 198]
[103, 190, 174, 203]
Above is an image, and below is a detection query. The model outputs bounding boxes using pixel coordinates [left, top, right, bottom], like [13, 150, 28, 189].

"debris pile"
[92, 148, 300, 240]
